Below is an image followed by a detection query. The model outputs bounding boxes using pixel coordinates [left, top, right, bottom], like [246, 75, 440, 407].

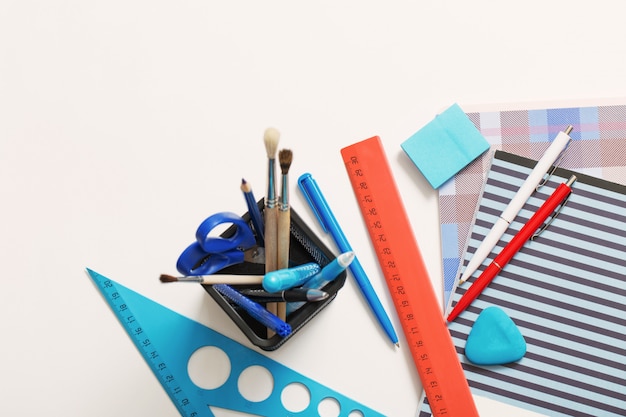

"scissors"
[176, 212, 264, 275]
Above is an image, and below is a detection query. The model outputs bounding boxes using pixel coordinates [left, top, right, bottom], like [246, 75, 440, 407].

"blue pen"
[213, 284, 292, 338]
[286, 251, 354, 315]
[298, 173, 399, 347]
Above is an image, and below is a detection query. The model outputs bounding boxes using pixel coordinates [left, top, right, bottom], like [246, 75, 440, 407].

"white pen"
[459, 125, 573, 284]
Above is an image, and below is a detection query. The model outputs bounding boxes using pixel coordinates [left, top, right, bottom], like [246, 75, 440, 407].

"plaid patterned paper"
[420, 152, 626, 417]
[440, 105, 626, 306]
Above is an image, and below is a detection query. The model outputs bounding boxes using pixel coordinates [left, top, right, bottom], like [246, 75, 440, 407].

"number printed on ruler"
[347, 154, 446, 409]
[99, 278, 200, 417]
[88, 268, 386, 417]
[341, 137, 478, 417]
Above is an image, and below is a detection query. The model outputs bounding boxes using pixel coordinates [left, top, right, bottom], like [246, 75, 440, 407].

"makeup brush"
[276, 149, 293, 321]
[263, 127, 280, 335]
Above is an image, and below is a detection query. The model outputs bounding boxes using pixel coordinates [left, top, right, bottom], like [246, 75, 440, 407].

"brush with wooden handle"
[276, 148, 293, 322]
[263, 127, 280, 336]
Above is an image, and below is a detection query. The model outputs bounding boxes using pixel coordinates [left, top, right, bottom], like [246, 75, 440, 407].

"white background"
[1, 1, 625, 416]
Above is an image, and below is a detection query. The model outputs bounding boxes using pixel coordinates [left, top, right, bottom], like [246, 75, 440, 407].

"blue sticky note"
[401, 103, 489, 189]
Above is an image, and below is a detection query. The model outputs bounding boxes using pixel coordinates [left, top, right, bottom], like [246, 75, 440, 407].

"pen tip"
[305, 289, 329, 301]
[338, 251, 355, 267]
[395, 342, 400, 348]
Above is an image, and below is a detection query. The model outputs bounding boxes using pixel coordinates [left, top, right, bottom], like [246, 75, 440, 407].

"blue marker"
[262, 262, 321, 293]
[287, 251, 354, 315]
[302, 251, 354, 289]
[213, 284, 292, 338]
[298, 173, 399, 347]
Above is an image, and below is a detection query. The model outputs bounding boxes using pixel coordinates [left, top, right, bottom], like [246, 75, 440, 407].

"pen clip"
[530, 196, 569, 240]
[532, 175, 576, 240]
[536, 125, 573, 191]
[297, 174, 329, 233]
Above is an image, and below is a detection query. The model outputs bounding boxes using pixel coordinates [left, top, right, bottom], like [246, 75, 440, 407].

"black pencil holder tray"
[203, 201, 347, 351]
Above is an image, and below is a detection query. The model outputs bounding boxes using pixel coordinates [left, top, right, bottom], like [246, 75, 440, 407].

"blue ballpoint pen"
[298, 173, 400, 347]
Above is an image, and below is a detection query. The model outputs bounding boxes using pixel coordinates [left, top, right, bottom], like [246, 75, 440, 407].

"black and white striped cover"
[421, 150, 626, 417]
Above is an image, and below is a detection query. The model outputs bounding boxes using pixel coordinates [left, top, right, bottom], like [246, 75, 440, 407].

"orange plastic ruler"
[341, 136, 478, 417]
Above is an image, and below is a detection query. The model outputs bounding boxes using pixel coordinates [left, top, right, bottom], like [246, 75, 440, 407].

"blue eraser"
[401, 103, 489, 189]
[464, 306, 527, 366]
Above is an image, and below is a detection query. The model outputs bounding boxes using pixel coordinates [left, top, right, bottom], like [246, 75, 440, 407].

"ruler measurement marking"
[88, 267, 389, 416]
[347, 154, 449, 414]
[341, 138, 477, 417]
[96, 277, 200, 417]
[363, 186, 449, 413]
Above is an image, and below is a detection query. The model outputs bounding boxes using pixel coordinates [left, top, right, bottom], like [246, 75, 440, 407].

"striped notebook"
[420, 150, 626, 416]
[440, 104, 626, 307]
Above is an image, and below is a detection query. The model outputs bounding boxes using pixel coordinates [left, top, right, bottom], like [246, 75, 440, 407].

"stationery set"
[417, 103, 626, 416]
[89, 102, 626, 417]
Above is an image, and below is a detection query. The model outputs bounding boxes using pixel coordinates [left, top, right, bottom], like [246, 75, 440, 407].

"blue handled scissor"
[176, 212, 264, 275]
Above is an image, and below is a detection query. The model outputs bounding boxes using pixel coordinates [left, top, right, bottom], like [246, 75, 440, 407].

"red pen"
[447, 174, 577, 322]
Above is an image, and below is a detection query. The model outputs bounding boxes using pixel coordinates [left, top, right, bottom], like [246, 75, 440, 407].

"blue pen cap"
[298, 173, 330, 233]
